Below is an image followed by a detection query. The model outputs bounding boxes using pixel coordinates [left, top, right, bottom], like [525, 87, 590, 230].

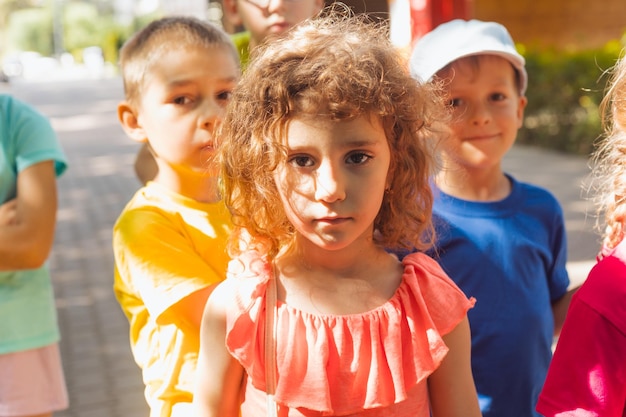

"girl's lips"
[268, 22, 291, 33]
[316, 217, 350, 225]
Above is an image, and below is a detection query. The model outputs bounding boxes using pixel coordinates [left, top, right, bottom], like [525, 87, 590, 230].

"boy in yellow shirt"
[112, 16, 240, 417]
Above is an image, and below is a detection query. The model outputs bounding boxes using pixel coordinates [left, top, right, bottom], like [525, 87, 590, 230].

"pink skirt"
[0, 343, 69, 416]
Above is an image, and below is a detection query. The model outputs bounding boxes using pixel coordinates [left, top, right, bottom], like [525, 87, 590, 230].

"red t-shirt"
[536, 242, 626, 417]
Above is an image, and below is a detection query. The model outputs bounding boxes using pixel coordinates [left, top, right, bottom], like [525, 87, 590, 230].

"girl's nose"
[314, 161, 346, 203]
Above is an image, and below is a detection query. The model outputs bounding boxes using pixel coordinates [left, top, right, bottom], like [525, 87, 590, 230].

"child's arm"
[552, 285, 580, 335]
[428, 316, 482, 417]
[113, 208, 229, 338]
[167, 285, 217, 338]
[0, 199, 17, 225]
[194, 281, 244, 417]
[0, 160, 57, 270]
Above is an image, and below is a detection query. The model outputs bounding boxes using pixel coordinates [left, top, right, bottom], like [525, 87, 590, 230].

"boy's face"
[132, 45, 239, 179]
[438, 55, 527, 171]
[227, 0, 323, 49]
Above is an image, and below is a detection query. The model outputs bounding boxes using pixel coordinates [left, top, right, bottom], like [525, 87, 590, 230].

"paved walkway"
[1, 77, 598, 417]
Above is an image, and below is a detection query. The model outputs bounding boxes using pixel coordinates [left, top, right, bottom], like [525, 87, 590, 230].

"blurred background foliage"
[518, 38, 626, 156]
[0, 0, 158, 64]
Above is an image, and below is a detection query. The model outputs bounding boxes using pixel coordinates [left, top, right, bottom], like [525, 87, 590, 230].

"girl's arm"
[194, 282, 244, 417]
[0, 160, 57, 270]
[428, 316, 482, 417]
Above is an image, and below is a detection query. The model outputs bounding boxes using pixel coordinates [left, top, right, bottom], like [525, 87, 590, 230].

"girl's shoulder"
[401, 252, 468, 298]
[218, 250, 273, 317]
[401, 252, 475, 333]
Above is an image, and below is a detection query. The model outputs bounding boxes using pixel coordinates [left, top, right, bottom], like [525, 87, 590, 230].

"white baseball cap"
[409, 19, 528, 94]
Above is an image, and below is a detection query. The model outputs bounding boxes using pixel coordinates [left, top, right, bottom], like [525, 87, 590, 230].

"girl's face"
[273, 115, 391, 252]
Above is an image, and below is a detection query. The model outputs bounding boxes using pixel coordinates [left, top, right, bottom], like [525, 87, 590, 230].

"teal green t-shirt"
[0, 94, 67, 354]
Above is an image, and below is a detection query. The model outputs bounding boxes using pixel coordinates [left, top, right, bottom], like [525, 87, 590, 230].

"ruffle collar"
[225, 252, 473, 414]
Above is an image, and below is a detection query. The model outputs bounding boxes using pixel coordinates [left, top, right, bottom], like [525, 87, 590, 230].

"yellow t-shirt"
[113, 181, 231, 417]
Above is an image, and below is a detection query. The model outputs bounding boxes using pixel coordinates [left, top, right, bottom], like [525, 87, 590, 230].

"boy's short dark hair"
[438, 54, 525, 95]
[119, 16, 238, 106]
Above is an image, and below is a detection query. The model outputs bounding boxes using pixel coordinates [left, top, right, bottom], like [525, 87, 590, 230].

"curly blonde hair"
[592, 51, 626, 250]
[218, 6, 446, 258]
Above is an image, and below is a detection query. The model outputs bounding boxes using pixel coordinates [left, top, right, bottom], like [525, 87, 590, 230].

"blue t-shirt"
[0, 94, 67, 354]
[419, 175, 570, 417]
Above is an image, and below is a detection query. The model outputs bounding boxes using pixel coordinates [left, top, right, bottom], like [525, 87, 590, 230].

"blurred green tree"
[7, 7, 54, 55]
[0, 0, 40, 54]
[63, 2, 103, 52]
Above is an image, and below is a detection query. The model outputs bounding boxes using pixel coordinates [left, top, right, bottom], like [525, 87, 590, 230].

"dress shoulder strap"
[265, 265, 278, 417]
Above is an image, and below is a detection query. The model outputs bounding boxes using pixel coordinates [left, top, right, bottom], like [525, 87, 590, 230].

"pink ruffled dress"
[225, 252, 475, 416]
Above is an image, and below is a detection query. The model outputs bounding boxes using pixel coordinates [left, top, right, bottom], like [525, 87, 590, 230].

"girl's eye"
[490, 93, 506, 101]
[346, 152, 371, 165]
[448, 97, 463, 108]
[173, 96, 191, 105]
[289, 155, 314, 168]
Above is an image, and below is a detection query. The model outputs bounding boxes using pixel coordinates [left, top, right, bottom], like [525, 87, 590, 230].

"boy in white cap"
[406, 19, 578, 417]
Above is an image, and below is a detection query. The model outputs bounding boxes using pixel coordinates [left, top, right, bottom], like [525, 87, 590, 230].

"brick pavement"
[1, 76, 598, 417]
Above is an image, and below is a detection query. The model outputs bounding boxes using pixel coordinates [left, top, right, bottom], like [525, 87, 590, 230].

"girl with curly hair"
[194, 8, 481, 417]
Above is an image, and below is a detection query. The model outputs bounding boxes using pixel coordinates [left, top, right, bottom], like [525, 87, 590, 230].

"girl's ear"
[118, 101, 147, 143]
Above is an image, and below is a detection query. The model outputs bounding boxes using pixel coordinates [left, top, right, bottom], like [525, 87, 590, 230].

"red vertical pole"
[409, 0, 433, 44]
[409, 0, 472, 47]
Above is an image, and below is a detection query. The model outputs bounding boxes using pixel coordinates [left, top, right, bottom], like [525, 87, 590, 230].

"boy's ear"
[118, 101, 147, 143]
[516, 95, 528, 129]
[222, 0, 243, 28]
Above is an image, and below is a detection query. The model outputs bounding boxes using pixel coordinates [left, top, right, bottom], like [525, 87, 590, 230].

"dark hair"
[118, 16, 238, 105]
[437, 54, 525, 95]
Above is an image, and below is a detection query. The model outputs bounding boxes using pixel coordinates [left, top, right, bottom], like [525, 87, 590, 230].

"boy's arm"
[167, 285, 216, 338]
[552, 285, 580, 335]
[428, 316, 482, 417]
[0, 160, 57, 270]
[134, 143, 158, 185]
[194, 281, 244, 417]
[113, 207, 230, 338]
